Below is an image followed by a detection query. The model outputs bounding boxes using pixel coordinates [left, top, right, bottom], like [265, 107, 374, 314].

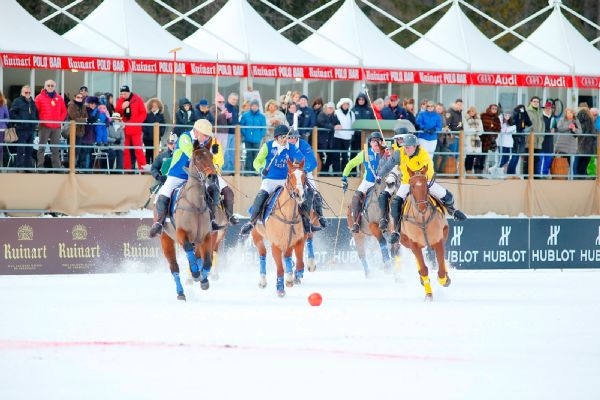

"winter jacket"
[35, 89, 67, 129]
[380, 105, 408, 120]
[555, 117, 581, 155]
[67, 100, 87, 137]
[240, 109, 267, 144]
[174, 98, 197, 135]
[9, 95, 38, 131]
[576, 109, 597, 155]
[352, 93, 374, 120]
[115, 92, 147, 136]
[143, 98, 166, 141]
[416, 110, 442, 141]
[526, 104, 544, 149]
[480, 106, 501, 152]
[316, 111, 340, 149]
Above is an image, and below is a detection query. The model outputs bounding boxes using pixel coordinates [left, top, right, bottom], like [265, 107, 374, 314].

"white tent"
[184, 0, 327, 65]
[407, 1, 543, 74]
[510, 5, 600, 75]
[298, 0, 439, 70]
[63, 0, 213, 61]
[3, 0, 92, 56]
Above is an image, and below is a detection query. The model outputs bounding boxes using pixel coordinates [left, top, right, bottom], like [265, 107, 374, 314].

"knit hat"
[299, 94, 309, 101]
[250, 99, 260, 107]
[86, 96, 99, 104]
[119, 85, 131, 93]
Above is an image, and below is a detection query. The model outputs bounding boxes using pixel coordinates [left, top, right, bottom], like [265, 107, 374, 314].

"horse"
[346, 180, 398, 277]
[160, 147, 218, 301]
[207, 199, 229, 280]
[400, 166, 450, 300]
[250, 159, 307, 297]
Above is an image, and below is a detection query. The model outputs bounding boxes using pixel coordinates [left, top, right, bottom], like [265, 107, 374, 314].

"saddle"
[403, 195, 444, 217]
[247, 187, 284, 224]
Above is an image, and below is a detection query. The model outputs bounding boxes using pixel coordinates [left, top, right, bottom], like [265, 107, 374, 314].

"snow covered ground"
[1, 259, 599, 400]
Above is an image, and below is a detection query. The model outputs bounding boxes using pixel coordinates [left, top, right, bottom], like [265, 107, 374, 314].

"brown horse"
[400, 166, 450, 300]
[251, 159, 307, 297]
[346, 180, 397, 277]
[160, 147, 218, 300]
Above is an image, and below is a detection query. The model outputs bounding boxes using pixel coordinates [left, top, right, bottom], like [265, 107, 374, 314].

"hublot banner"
[1, 218, 599, 274]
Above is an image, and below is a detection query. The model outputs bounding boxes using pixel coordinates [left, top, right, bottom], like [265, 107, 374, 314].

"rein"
[269, 172, 304, 249]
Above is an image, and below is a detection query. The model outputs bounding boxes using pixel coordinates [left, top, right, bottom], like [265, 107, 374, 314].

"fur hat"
[336, 98, 353, 109]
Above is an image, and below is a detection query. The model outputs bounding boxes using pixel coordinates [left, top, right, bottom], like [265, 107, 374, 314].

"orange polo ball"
[308, 292, 323, 306]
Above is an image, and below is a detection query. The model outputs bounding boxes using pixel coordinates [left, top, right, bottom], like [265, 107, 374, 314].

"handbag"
[4, 127, 18, 143]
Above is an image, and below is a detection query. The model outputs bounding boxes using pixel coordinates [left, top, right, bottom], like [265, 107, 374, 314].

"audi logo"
[476, 74, 495, 85]
[579, 77, 599, 88]
[525, 75, 543, 86]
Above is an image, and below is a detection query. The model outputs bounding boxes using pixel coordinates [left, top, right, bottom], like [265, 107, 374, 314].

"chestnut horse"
[400, 166, 450, 300]
[251, 159, 307, 297]
[346, 180, 397, 277]
[160, 147, 218, 300]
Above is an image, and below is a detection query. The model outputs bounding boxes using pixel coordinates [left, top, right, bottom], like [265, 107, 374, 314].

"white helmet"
[193, 119, 213, 137]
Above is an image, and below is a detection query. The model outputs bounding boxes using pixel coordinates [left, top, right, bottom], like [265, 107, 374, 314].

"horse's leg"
[252, 229, 268, 289]
[210, 231, 220, 281]
[271, 245, 285, 297]
[284, 247, 295, 287]
[305, 233, 317, 272]
[369, 222, 391, 274]
[293, 239, 305, 284]
[411, 242, 433, 300]
[353, 232, 369, 277]
[434, 241, 451, 287]
[199, 235, 213, 290]
[161, 234, 185, 301]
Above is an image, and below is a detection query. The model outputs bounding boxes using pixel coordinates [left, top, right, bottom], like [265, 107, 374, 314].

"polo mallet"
[331, 186, 347, 265]
[142, 182, 160, 209]
[361, 82, 384, 137]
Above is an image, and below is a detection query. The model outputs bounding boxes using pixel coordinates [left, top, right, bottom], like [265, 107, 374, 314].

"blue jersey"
[290, 139, 317, 172]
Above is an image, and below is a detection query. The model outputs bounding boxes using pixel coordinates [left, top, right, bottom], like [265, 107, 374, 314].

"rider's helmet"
[393, 126, 409, 139]
[274, 124, 290, 138]
[193, 119, 213, 137]
[167, 133, 178, 144]
[286, 129, 301, 139]
[402, 133, 418, 147]
[368, 131, 384, 142]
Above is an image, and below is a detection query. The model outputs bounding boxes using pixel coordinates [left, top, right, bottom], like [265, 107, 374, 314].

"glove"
[341, 176, 348, 192]
[375, 176, 382, 184]
[113, 139, 121, 145]
[159, 175, 167, 184]
[260, 168, 268, 177]
[211, 143, 219, 154]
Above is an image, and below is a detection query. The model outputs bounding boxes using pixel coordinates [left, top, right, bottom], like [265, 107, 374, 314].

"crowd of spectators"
[1, 83, 598, 179]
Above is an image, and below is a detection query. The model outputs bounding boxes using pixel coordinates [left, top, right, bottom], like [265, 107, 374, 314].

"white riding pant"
[395, 181, 446, 200]
[155, 176, 186, 203]
[259, 178, 287, 194]
[356, 179, 375, 194]
[418, 138, 437, 155]
[217, 175, 229, 189]
[306, 171, 317, 189]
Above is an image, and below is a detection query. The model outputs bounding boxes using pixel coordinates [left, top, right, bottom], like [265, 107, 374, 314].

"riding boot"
[240, 190, 269, 236]
[389, 195, 404, 244]
[350, 192, 364, 233]
[301, 186, 322, 233]
[312, 190, 328, 228]
[440, 190, 467, 221]
[221, 186, 239, 225]
[207, 183, 225, 230]
[149, 194, 170, 238]
[378, 191, 391, 231]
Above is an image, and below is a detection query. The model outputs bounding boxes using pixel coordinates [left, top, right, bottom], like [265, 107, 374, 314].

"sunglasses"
[23, 91, 31, 94]
[46, 84, 55, 87]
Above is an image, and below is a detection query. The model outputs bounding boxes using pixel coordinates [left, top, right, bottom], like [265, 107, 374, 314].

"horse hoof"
[307, 258, 317, 272]
[209, 271, 219, 281]
[200, 279, 209, 290]
[258, 274, 267, 289]
[285, 273, 294, 287]
[191, 271, 201, 282]
[424, 294, 433, 301]
[177, 294, 186, 301]
[438, 275, 451, 287]
[277, 290, 286, 298]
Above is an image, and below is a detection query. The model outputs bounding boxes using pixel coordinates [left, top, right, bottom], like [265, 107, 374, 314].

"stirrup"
[389, 231, 400, 244]
[317, 216, 328, 228]
[211, 220, 225, 231]
[452, 209, 467, 221]
[351, 223, 360, 233]
[229, 215, 239, 225]
[239, 222, 254, 236]
[149, 222, 163, 238]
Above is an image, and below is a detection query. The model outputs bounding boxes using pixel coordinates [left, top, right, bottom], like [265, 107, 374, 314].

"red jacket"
[115, 93, 147, 135]
[35, 90, 67, 129]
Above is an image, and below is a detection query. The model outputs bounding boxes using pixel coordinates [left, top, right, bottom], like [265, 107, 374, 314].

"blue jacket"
[380, 105, 408, 120]
[253, 140, 301, 180]
[225, 102, 238, 135]
[290, 139, 317, 173]
[240, 109, 267, 144]
[416, 110, 442, 140]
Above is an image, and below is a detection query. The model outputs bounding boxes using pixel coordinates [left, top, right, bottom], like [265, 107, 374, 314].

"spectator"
[35, 79, 67, 171]
[212, 93, 229, 171]
[142, 98, 166, 165]
[555, 108, 581, 176]
[416, 100, 442, 155]
[575, 107, 596, 178]
[538, 101, 557, 178]
[380, 94, 408, 120]
[66, 92, 87, 165]
[445, 99, 463, 156]
[9, 85, 38, 171]
[297, 94, 316, 140]
[372, 98, 384, 120]
[480, 104, 501, 174]
[195, 99, 215, 125]
[495, 112, 516, 177]
[316, 101, 341, 174]
[511, 104, 532, 175]
[151, 132, 177, 184]
[525, 96, 544, 175]
[403, 98, 417, 127]
[95, 98, 112, 146]
[240, 99, 251, 116]
[173, 97, 196, 137]
[104, 92, 115, 116]
[285, 102, 297, 126]
[352, 93, 374, 159]
[222, 92, 239, 172]
[0, 91, 8, 166]
[332, 97, 355, 174]
[312, 97, 324, 120]
[108, 112, 125, 171]
[77, 96, 100, 170]
[264, 99, 287, 144]
[115, 85, 147, 171]
[462, 106, 484, 177]
[239, 99, 266, 174]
